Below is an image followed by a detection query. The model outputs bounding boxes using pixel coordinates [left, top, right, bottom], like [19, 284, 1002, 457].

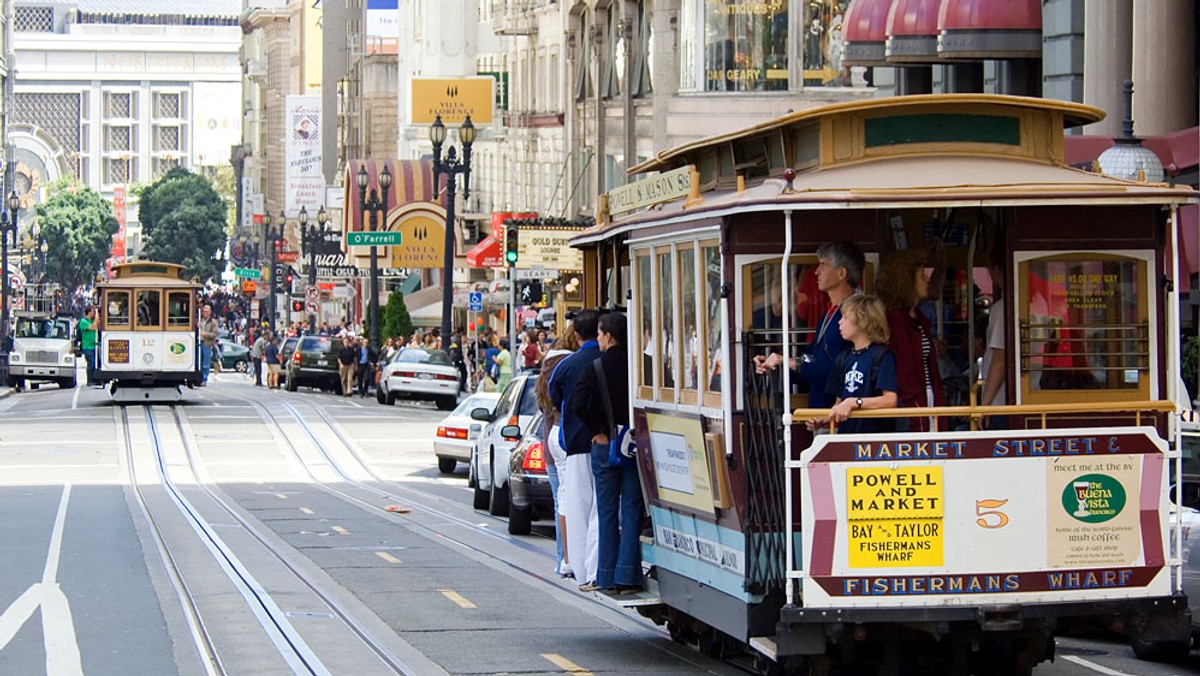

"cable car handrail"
[792, 399, 1177, 425]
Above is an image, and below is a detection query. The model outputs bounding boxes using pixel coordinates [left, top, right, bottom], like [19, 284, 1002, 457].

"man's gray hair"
[816, 241, 866, 289]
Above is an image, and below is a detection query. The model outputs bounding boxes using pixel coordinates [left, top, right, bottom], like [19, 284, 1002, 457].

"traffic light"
[291, 299, 304, 313]
[286, 267, 295, 287]
[504, 224, 519, 266]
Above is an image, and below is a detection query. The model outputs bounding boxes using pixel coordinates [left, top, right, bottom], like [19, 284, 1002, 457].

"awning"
[842, 0, 893, 66]
[467, 236, 504, 268]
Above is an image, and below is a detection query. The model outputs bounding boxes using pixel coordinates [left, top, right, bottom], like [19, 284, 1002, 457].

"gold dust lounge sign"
[411, 77, 494, 125]
[384, 203, 447, 269]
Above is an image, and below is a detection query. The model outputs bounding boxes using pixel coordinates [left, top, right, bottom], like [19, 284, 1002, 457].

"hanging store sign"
[607, 165, 693, 215]
[515, 228, 584, 271]
[410, 77, 495, 125]
[285, 95, 323, 215]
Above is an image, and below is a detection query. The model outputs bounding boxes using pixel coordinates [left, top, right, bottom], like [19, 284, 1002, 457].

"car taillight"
[522, 442, 545, 472]
[434, 373, 458, 381]
[396, 370, 416, 378]
[437, 426, 468, 439]
[292, 351, 301, 363]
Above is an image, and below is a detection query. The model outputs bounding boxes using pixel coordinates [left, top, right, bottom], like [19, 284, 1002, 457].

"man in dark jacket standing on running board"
[548, 309, 601, 591]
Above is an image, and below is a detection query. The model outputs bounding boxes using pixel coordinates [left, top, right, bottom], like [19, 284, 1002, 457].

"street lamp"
[0, 191, 19, 353]
[430, 114, 476, 350]
[303, 205, 330, 334]
[356, 164, 393, 346]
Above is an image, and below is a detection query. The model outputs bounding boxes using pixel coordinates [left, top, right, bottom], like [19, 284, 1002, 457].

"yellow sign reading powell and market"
[846, 466, 944, 568]
[411, 77, 495, 125]
[608, 165, 693, 215]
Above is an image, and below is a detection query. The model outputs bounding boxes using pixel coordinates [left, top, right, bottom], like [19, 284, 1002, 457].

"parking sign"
[468, 291, 483, 312]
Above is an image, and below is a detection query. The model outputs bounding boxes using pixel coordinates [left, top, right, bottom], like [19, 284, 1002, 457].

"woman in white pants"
[561, 440, 598, 588]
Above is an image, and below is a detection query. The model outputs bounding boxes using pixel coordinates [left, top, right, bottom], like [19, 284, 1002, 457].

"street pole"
[509, 265, 517, 369]
[307, 227, 318, 335]
[1, 219, 8, 352]
[440, 162, 457, 352]
[369, 196, 380, 346]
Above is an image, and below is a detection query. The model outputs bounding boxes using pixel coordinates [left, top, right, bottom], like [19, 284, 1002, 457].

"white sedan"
[377, 347, 462, 410]
[434, 392, 501, 474]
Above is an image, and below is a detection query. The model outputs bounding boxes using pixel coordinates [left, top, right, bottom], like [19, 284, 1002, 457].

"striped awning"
[342, 159, 443, 236]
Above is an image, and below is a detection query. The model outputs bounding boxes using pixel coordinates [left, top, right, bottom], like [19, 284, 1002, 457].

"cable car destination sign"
[607, 165, 693, 215]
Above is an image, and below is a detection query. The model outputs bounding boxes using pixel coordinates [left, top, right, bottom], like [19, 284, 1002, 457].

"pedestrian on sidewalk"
[356, 336, 378, 397]
[337, 336, 358, 396]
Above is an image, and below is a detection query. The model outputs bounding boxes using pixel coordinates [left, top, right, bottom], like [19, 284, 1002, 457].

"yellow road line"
[438, 589, 476, 609]
[375, 551, 402, 564]
[331, 526, 349, 535]
[299, 507, 314, 515]
[540, 654, 591, 675]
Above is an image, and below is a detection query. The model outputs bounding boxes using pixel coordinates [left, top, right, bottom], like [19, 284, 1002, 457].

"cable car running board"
[111, 386, 183, 404]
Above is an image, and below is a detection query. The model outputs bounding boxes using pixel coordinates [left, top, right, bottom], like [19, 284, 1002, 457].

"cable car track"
[120, 405, 416, 675]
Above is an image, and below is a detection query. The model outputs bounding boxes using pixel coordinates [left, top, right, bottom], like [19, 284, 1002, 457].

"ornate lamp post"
[356, 164, 393, 346]
[303, 205, 329, 334]
[0, 191, 20, 353]
[430, 114, 476, 350]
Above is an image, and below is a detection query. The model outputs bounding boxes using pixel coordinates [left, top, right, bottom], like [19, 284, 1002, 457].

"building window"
[574, 14, 592, 102]
[154, 126, 181, 152]
[155, 92, 181, 119]
[693, 0, 789, 92]
[104, 126, 132, 152]
[104, 158, 132, 185]
[152, 157, 180, 180]
[14, 6, 53, 32]
[631, 0, 653, 98]
[603, 5, 620, 100]
[105, 91, 134, 119]
[802, 0, 851, 86]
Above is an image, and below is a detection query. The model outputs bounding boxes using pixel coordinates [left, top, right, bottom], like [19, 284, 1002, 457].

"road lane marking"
[44, 485, 71, 583]
[1061, 656, 1134, 676]
[331, 526, 349, 534]
[439, 590, 476, 609]
[70, 385, 80, 410]
[299, 507, 314, 515]
[274, 492, 288, 499]
[375, 551, 402, 564]
[541, 654, 591, 675]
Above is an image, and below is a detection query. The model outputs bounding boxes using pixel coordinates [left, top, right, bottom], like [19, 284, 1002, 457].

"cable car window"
[106, 291, 131, 328]
[1018, 253, 1150, 402]
[135, 290, 162, 329]
[167, 292, 192, 328]
[680, 244, 699, 404]
[703, 244, 722, 397]
[637, 253, 654, 392]
[659, 250, 677, 398]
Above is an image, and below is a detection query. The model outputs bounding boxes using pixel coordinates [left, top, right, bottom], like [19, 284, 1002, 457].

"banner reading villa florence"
[285, 95, 323, 215]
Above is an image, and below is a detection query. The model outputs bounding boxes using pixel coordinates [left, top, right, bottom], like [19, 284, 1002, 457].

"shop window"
[1017, 253, 1151, 403]
[701, 0, 788, 92]
[802, 0, 851, 86]
[135, 290, 162, 329]
[105, 291, 131, 328]
[167, 292, 192, 328]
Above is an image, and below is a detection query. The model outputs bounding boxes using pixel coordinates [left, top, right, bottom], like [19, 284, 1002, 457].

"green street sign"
[235, 267, 262, 279]
[347, 231, 403, 247]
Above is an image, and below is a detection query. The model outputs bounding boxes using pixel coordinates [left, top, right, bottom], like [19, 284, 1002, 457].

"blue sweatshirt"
[548, 340, 601, 456]
[800, 305, 848, 409]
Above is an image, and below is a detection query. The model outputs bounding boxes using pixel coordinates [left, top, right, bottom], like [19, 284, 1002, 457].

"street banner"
[285, 95, 323, 215]
[366, 0, 399, 55]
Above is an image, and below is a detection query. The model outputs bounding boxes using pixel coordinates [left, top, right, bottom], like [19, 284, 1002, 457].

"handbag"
[593, 359, 637, 468]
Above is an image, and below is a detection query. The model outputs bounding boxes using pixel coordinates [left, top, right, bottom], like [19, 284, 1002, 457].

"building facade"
[10, 0, 242, 255]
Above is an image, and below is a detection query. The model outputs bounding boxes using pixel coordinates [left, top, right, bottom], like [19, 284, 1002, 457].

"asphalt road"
[0, 368, 1195, 676]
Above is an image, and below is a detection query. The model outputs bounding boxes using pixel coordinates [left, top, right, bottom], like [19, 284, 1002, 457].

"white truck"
[7, 311, 78, 390]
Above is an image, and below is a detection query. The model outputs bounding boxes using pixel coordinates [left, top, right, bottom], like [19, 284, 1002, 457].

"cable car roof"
[99, 262, 200, 288]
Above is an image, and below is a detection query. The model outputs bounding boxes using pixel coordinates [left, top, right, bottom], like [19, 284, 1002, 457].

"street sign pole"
[509, 266, 518, 368]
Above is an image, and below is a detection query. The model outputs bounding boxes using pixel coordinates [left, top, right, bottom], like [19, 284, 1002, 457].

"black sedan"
[506, 411, 554, 535]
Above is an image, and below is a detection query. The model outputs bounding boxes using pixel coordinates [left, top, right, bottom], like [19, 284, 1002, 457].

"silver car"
[434, 392, 501, 474]
[377, 347, 461, 410]
[469, 374, 540, 517]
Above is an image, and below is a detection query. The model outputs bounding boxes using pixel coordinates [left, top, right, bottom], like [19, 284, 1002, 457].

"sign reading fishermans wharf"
[607, 165, 693, 215]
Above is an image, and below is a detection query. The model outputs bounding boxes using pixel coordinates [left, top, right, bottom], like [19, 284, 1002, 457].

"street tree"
[35, 180, 120, 289]
[382, 289, 413, 340]
[139, 166, 229, 281]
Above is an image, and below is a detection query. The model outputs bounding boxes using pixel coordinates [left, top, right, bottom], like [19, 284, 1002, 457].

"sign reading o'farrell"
[410, 77, 495, 125]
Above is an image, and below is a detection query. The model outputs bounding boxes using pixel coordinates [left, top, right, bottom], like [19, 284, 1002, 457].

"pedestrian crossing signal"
[291, 299, 304, 312]
[505, 224, 519, 266]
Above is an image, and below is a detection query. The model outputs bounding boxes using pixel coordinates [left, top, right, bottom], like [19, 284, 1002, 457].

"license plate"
[319, 360, 330, 366]
[418, 373, 433, 380]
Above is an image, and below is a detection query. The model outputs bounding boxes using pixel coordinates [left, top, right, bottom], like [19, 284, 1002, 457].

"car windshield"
[453, 394, 498, 416]
[15, 318, 70, 339]
[526, 412, 544, 441]
[395, 348, 452, 366]
[518, 377, 539, 416]
[300, 336, 333, 352]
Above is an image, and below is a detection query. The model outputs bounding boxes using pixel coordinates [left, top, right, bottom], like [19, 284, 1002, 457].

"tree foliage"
[35, 180, 120, 289]
[211, 164, 237, 233]
[382, 290, 413, 340]
[139, 166, 229, 281]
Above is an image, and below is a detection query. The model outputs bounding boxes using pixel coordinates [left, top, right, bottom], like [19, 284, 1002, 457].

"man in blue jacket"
[548, 309, 601, 590]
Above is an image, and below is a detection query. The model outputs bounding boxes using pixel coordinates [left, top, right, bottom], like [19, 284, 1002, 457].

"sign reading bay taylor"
[608, 165, 692, 215]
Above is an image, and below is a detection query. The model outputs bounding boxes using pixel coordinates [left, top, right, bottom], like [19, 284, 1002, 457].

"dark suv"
[285, 336, 341, 391]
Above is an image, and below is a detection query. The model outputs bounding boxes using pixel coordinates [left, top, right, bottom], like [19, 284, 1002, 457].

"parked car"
[377, 347, 460, 410]
[217, 340, 250, 372]
[469, 373, 539, 516]
[285, 336, 341, 391]
[434, 392, 501, 474]
[506, 411, 552, 535]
